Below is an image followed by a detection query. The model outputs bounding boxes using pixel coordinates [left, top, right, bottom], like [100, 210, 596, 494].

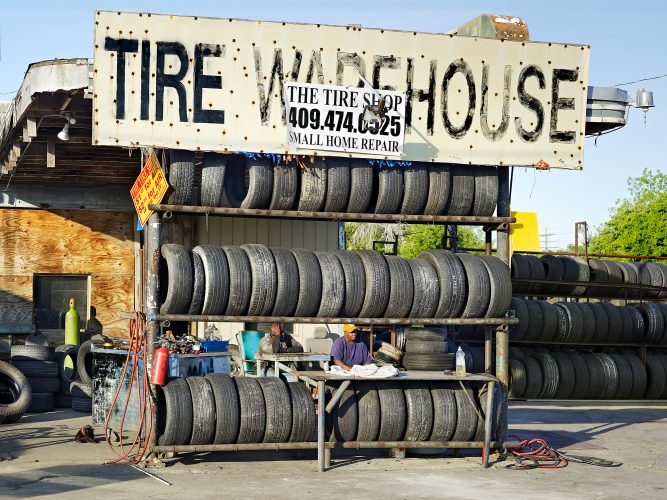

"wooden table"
[254, 352, 331, 377]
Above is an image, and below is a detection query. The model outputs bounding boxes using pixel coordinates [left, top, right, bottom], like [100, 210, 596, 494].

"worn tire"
[270, 161, 298, 210]
[401, 163, 428, 215]
[420, 250, 467, 318]
[297, 160, 327, 211]
[510, 297, 530, 341]
[588, 258, 610, 297]
[603, 261, 624, 298]
[200, 152, 227, 207]
[240, 157, 273, 209]
[315, 252, 345, 317]
[355, 382, 380, 441]
[205, 373, 240, 444]
[12, 360, 59, 379]
[257, 377, 292, 443]
[595, 353, 619, 399]
[287, 382, 316, 442]
[55, 344, 79, 384]
[574, 302, 596, 344]
[509, 358, 527, 398]
[444, 165, 474, 215]
[556, 256, 581, 295]
[617, 306, 635, 344]
[405, 340, 448, 354]
[356, 250, 390, 318]
[384, 255, 414, 318]
[271, 248, 299, 316]
[599, 302, 623, 344]
[587, 302, 609, 343]
[235, 377, 266, 443]
[26, 377, 59, 393]
[625, 306, 645, 344]
[242, 244, 277, 316]
[167, 150, 195, 205]
[479, 256, 512, 318]
[403, 327, 447, 342]
[624, 353, 647, 398]
[346, 161, 373, 213]
[188, 251, 205, 315]
[525, 255, 546, 294]
[569, 257, 591, 296]
[71, 396, 92, 413]
[27, 392, 55, 413]
[609, 354, 633, 399]
[75, 341, 94, 385]
[157, 378, 193, 446]
[324, 157, 351, 212]
[291, 249, 322, 317]
[618, 262, 640, 287]
[451, 383, 478, 441]
[55, 393, 72, 408]
[333, 251, 365, 317]
[403, 383, 434, 441]
[333, 386, 358, 442]
[522, 356, 543, 399]
[554, 302, 583, 343]
[530, 352, 559, 398]
[377, 382, 406, 441]
[584, 354, 605, 399]
[11, 345, 54, 362]
[524, 299, 544, 342]
[160, 244, 194, 314]
[407, 258, 440, 318]
[373, 167, 403, 214]
[456, 253, 490, 318]
[70, 380, 92, 399]
[428, 382, 457, 441]
[222, 246, 252, 315]
[540, 255, 564, 295]
[471, 166, 498, 216]
[193, 245, 230, 315]
[565, 350, 589, 399]
[403, 353, 455, 371]
[0, 360, 32, 424]
[186, 377, 216, 445]
[635, 302, 665, 345]
[511, 253, 531, 295]
[537, 301, 558, 342]
[644, 355, 667, 399]
[638, 262, 663, 298]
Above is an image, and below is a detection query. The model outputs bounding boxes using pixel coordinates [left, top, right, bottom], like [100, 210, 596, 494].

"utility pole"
[541, 228, 559, 252]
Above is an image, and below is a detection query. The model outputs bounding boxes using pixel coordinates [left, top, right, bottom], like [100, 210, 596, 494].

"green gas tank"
[65, 298, 80, 346]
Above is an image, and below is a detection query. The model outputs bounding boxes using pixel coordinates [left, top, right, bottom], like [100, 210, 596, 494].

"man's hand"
[334, 359, 352, 371]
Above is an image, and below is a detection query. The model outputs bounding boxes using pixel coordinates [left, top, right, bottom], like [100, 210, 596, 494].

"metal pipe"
[145, 212, 161, 458]
[484, 328, 492, 374]
[495, 327, 510, 442]
[483, 380, 495, 468]
[325, 380, 352, 413]
[496, 166, 511, 266]
[317, 381, 325, 472]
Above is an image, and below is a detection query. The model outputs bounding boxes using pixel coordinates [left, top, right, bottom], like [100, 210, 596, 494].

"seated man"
[331, 324, 372, 371]
[258, 323, 303, 354]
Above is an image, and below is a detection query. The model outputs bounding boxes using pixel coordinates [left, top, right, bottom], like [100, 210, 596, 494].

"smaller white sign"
[284, 82, 406, 157]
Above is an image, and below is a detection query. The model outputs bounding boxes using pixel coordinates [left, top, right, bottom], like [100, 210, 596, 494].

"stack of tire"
[167, 151, 499, 217]
[70, 341, 94, 413]
[54, 344, 79, 409]
[402, 328, 454, 371]
[157, 375, 501, 445]
[160, 245, 511, 320]
[10, 345, 60, 413]
[509, 347, 667, 400]
[512, 254, 667, 298]
[0, 360, 31, 424]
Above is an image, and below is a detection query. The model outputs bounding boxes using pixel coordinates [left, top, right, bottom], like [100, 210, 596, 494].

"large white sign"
[92, 11, 590, 169]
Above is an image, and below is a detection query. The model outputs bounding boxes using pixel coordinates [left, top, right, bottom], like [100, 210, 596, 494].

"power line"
[612, 73, 667, 87]
[541, 228, 559, 252]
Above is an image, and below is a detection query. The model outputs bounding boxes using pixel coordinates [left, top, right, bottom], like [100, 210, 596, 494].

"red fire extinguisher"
[150, 346, 169, 386]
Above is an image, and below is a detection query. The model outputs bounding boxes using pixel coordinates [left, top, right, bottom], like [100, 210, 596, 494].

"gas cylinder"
[65, 298, 80, 346]
[150, 346, 169, 386]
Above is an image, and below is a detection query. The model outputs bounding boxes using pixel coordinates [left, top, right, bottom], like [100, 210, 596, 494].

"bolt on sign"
[93, 11, 590, 169]
[130, 150, 169, 227]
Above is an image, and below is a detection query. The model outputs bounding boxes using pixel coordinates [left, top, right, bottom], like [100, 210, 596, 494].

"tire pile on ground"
[509, 347, 667, 400]
[160, 244, 512, 319]
[168, 152, 499, 216]
[511, 254, 667, 298]
[402, 327, 454, 371]
[0, 360, 31, 424]
[69, 340, 94, 413]
[10, 345, 60, 413]
[157, 374, 501, 445]
[509, 298, 667, 345]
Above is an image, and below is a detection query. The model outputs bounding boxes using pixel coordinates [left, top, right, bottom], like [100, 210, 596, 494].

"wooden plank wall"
[0, 209, 135, 337]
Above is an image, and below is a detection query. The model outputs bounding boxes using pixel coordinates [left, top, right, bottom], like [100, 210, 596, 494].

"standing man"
[258, 323, 304, 354]
[331, 324, 373, 371]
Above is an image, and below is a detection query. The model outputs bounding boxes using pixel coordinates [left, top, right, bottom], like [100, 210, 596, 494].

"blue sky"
[1, 1, 664, 249]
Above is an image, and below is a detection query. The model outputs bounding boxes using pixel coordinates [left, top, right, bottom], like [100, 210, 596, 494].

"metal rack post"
[145, 212, 161, 460]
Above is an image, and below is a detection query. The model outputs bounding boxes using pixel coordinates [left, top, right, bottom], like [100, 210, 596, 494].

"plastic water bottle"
[456, 346, 466, 376]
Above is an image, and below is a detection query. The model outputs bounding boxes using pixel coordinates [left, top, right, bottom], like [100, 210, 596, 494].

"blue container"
[238, 330, 264, 372]
[200, 339, 229, 353]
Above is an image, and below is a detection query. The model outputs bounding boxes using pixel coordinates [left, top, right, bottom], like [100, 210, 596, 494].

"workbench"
[254, 352, 331, 377]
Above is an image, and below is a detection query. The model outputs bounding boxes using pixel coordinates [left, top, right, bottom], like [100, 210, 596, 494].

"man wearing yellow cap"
[331, 324, 373, 371]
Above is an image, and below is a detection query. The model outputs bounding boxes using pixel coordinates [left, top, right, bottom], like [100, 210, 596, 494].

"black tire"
[76, 341, 94, 385]
[405, 340, 448, 354]
[444, 165, 474, 215]
[609, 354, 633, 399]
[617, 306, 635, 343]
[355, 382, 380, 441]
[530, 352, 559, 398]
[595, 353, 619, 399]
[222, 246, 252, 315]
[287, 382, 316, 442]
[403, 383, 434, 441]
[270, 248, 299, 316]
[200, 152, 227, 207]
[205, 373, 240, 444]
[456, 253, 490, 318]
[588, 258, 610, 297]
[625, 306, 645, 344]
[537, 301, 558, 341]
[554, 302, 583, 342]
[566, 350, 590, 399]
[333, 386, 357, 442]
[373, 167, 403, 214]
[525, 255, 546, 294]
[475, 384, 501, 441]
[584, 354, 605, 399]
[160, 244, 194, 314]
[12, 359, 59, 379]
[510, 297, 530, 341]
[624, 353, 647, 399]
[407, 258, 440, 318]
[401, 163, 428, 215]
[376, 382, 406, 441]
[569, 257, 591, 296]
[403, 353, 455, 371]
[428, 382, 457, 441]
[157, 378, 193, 446]
[297, 159, 327, 211]
[603, 261, 624, 298]
[658, 264, 667, 299]
[291, 249, 322, 317]
[638, 262, 663, 298]
[384, 255, 414, 318]
[333, 251, 366, 317]
[479, 256, 512, 318]
[509, 358, 527, 398]
[471, 166, 498, 216]
[270, 161, 298, 210]
[423, 164, 450, 215]
[235, 377, 266, 443]
[557, 256, 582, 295]
[242, 244, 277, 316]
[522, 356, 543, 399]
[193, 245, 230, 315]
[587, 302, 609, 343]
[356, 250, 391, 318]
[11, 345, 54, 361]
[257, 377, 292, 443]
[540, 255, 564, 295]
[55, 393, 72, 408]
[315, 252, 345, 317]
[524, 299, 544, 342]
[27, 377, 59, 393]
[452, 383, 478, 441]
[185, 377, 216, 445]
[635, 302, 665, 345]
[324, 157, 350, 212]
[575, 302, 596, 344]
[167, 150, 195, 205]
[28, 392, 55, 413]
[188, 251, 205, 315]
[70, 380, 92, 399]
[240, 157, 273, 209]
[346, 161, 373, 213]
[511, 253, 531, 294]
[599, 302, 623, 344]
[549, 351, 575, 398]
[420, 250, 467, 318]
[0, 360, 31, 424]
[71, 396, 92, 413]
[403, 327, 447, 342]
[644, 355, 667, 399]
[618, 262, 640, 287]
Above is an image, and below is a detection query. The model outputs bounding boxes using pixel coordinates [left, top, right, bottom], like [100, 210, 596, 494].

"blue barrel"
[239, 330, 264, 372]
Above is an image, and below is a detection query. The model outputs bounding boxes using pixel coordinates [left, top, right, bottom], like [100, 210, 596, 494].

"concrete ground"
[1, 401, 666, 499]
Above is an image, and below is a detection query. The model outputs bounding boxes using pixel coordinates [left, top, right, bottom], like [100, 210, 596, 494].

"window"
[33, 274, 90, 330]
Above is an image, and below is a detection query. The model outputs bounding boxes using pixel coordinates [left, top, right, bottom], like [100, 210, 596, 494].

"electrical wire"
[612, 73, 667, 87]
[508, 437, 622, 469]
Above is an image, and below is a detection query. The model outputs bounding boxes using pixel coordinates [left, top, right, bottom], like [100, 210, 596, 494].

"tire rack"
[143, 192, 518, 470]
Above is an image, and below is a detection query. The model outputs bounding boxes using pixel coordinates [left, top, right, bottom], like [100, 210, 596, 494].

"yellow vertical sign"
[510, 211, 541, 253]
[130, 151, 169, 227]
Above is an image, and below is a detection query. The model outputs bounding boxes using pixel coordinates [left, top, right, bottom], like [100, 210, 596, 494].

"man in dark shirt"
[258, 323, 304, 354]
[331, 324, 373, 371]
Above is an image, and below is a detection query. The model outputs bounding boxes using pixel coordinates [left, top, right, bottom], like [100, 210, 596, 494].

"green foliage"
[588, 168, 667, 258]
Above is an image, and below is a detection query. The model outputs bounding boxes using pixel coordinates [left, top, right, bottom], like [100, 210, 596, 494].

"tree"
[588, 168, 667, 258]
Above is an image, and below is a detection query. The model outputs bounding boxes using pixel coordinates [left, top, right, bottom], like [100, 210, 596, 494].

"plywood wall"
[0, 209, 135, 337]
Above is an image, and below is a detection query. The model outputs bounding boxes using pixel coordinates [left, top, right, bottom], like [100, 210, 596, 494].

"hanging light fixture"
[57, 114, 76, 141]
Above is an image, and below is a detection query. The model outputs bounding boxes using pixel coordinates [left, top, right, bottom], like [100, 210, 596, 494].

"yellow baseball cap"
[343, 324, 356, 333]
